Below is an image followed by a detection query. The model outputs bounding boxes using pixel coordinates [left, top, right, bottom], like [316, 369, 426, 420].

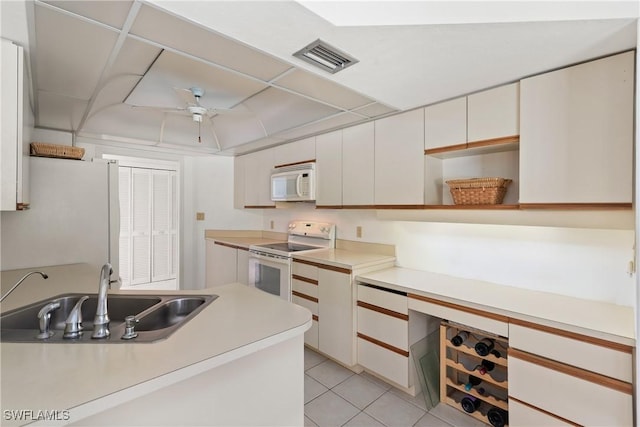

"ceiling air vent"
[293, 39, 358, 74]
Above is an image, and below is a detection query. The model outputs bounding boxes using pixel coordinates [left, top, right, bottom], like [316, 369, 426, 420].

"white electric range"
[248, 221, 336, 301]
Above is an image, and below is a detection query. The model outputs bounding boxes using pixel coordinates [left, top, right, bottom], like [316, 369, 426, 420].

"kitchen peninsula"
[0, 264, 311, 426]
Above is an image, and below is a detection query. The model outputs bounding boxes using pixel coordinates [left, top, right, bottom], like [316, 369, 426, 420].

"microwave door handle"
[296, 174, 303, 197]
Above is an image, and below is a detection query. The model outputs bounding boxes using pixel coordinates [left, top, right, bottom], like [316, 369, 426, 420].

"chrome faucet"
[91, 263, 112, 339]
[0, 271, 48, 303]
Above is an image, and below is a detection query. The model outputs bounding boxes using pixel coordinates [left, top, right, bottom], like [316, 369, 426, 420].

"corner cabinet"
[292, 258, 396, 368]
[205, 240, 250, 287]
[315, 130, 342, 207]
[1, 38, 32, 211]
[519, 51, 634, 207]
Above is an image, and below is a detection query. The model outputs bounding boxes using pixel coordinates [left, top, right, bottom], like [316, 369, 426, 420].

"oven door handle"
[249, 251, 289, 263]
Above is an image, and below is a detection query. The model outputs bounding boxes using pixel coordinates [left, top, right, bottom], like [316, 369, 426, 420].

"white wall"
[184, 156, 262, 289]
[262, 204, 635, 306]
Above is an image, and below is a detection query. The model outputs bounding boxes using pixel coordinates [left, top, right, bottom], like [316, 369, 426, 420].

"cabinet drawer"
[509, 321, 632, 382]
[292, 277, 318, 299]
[509, 350, 633, 426]
[408, 294, 508, 337]
[292, 261, 318, 279]
[358, 284, 407, 314]
[357, 306, 408, 351]
[509, 399, 575, 427]
[292, 294, 318, 316]
[357, 337, 409, 388]
[305, 319, 319, 349]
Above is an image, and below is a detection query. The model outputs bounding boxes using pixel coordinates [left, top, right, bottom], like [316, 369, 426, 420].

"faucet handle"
[63, 296, 89, 339]
[121, 315, 139, 340]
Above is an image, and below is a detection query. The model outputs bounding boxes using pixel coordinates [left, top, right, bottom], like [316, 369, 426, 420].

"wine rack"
[440, 321, 509, 427]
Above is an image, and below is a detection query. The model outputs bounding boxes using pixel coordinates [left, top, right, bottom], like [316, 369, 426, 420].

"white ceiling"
[2, 1, 638, 156]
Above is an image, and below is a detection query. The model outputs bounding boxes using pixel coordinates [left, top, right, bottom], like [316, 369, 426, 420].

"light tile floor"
[304, 347, 484, 427]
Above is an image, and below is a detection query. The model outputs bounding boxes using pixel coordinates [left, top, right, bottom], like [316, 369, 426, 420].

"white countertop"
[356, 267, 635, 346]
[1, 264, 311, 425]
[205, 236, 284, 249]
[293, 249, 396, 270]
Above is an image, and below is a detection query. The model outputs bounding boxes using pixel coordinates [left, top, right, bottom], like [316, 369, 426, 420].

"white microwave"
[271, 163, 315, 202]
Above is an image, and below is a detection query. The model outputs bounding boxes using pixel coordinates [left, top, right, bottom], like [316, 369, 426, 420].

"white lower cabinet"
[292, 270, 319, 349]
[205, 240, 249, 287]
[318, 268, 354, 366]
[508, 321, 633, 426]
[356, 283, 429, 392]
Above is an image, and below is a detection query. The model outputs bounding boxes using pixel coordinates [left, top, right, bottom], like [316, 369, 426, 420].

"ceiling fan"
[130, 86, 250, 144]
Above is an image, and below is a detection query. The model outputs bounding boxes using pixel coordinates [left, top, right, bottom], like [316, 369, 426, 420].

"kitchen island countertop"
[0, 263, 311, 426]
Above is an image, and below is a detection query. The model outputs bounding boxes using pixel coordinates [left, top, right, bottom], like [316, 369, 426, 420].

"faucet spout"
[92, 263, 112, 339]
[0, 271, 48, 303]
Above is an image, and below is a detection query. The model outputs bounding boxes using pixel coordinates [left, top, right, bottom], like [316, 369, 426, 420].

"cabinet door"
[342, 122, 375, 206]
[374, 109, 425, 205]
[318, 269, 354, 366]
[236, 248, 250, 285]
[519, 51, 633, 204]
[467, 82, 519, 143]
[233, 155, 245, 209]
[1, 39, 29, 211]
[272, 137, 315, 167]
[424, 97, 467, 150]
[243, 149, 275, 207]
[315, 130, 342, 206]
[205, 241, 238, 287]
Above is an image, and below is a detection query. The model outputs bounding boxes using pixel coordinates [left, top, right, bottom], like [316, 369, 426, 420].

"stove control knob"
[289, 223, 296, 229]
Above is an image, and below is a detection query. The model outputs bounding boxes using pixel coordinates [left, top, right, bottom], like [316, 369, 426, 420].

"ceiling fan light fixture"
[293, 39, 358, 74]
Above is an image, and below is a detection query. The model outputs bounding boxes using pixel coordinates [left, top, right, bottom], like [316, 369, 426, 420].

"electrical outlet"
[196, 212, 205, 221]
[270, 220, 274, 230]
[356, 226, 362, 238]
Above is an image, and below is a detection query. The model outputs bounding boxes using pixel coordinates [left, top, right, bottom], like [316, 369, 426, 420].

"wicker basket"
[30, 142, 84, 160]
[446, 177, 512, 205]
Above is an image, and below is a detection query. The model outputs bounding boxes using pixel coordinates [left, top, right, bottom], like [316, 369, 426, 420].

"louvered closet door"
[131, 168, 152, 285]
[118, 168, 131, 286]
[151, 170, 177, 282]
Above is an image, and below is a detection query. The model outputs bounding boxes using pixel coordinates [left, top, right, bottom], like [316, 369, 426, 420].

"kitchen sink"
[0, 293, 217, 343]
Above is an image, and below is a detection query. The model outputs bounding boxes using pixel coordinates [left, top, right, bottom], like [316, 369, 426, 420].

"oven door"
[248, 251, 291, 301]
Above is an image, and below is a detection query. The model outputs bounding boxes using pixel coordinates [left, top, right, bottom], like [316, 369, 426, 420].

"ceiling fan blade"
[174, 87, 197, 105]
[129, 105, 188, 115]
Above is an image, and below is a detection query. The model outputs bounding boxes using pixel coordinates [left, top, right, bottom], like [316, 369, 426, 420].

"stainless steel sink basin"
[0, 293, 217, 343]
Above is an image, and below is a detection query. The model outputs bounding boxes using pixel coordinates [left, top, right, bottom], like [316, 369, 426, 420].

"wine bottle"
[450, 330, 469, 347]
[460, 395, 481, 413]
[478, 359, 495, 375]
[487, 407, 508, 427]
[464, 375, 481, 391]
[475, 338, 495, 356]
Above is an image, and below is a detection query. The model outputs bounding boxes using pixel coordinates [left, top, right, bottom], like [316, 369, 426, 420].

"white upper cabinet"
[467, 82, 519, 143]
[424, 97, 467, 150]
[315, 130, 342, 207]
[519, 51, 634, 205]
[375, 109, 425, 205]
[272, 137, 315, 168]
[1, 39, 31, 211]
[233, 155, 246, 209]
[342, 122, 375, 206]
[243, 148, 275, 207]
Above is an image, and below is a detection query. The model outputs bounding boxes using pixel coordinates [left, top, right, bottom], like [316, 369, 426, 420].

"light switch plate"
[196, 212, 205, 221]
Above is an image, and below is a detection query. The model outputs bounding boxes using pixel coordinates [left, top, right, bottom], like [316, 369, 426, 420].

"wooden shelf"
[425, 135, 519, 159]
[422, 204, 519, 210]
[441, 321, 510, 426]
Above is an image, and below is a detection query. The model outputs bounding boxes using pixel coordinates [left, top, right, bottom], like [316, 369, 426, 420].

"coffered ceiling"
[2, 1, 638, 156]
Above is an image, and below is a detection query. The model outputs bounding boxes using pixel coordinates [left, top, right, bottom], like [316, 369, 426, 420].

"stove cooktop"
[253, 242, 322, 253]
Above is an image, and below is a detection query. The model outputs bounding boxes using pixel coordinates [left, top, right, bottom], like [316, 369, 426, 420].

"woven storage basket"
[446, 177, 512, 205]
[30, 142, 84, 160]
